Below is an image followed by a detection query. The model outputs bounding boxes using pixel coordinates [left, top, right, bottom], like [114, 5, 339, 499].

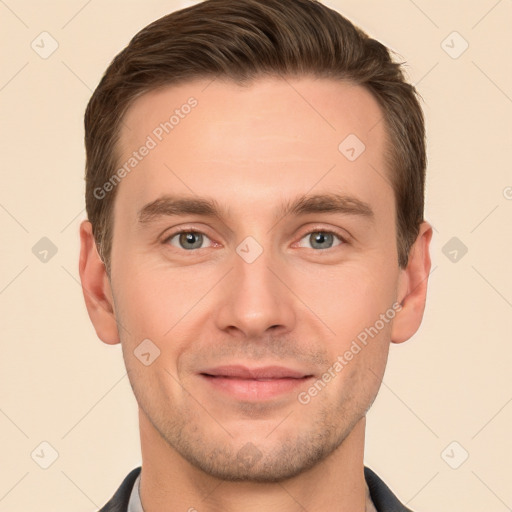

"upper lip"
[199, 365, 312, 379]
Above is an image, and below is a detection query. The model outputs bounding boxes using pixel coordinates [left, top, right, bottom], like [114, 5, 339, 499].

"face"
[104, 77, 408, 482]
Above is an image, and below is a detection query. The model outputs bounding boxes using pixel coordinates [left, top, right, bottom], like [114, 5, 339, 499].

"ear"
[391, 221, 433, 344]
[79, 220, 120, 345]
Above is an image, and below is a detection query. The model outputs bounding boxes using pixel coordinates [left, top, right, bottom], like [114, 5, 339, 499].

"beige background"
[1, 0, 511, 510]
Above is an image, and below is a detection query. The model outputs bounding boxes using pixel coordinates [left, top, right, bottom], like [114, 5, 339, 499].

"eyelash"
[162, 227, 348, 251]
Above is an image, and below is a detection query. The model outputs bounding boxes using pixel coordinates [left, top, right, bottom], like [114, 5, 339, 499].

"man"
[79, 0, 432, 510]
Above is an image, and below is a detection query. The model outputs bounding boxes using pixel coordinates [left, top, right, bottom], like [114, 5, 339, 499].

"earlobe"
[79, 220, 120, 345]
[391, 221, 433, 344]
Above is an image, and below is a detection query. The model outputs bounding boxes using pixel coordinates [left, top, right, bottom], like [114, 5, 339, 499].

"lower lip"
[199, 374, 312, 401]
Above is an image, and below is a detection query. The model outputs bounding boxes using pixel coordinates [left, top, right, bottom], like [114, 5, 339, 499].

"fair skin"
[79, 77, 432, 511]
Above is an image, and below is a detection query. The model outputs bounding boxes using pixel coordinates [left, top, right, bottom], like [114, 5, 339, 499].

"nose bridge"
[214, 239, 296, 337]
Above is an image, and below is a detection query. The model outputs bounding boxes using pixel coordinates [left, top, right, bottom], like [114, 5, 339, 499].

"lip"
[198, 365, 314, 401]
[200, 365, 310, 379]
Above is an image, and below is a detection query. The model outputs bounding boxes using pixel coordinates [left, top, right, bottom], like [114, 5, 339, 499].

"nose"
[214, 245, 296, 339]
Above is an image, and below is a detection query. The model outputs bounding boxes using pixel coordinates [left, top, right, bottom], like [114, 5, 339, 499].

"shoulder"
[364, 466, 415, 512]
[98, 466, 141, 512]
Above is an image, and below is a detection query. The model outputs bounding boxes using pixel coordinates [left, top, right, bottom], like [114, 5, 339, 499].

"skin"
[79, 76, 432, 511]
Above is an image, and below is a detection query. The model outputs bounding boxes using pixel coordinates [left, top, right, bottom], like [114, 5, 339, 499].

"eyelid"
[298, 221, 350, 239]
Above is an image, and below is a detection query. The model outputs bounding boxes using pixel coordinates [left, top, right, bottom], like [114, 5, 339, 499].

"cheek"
[111, 260, 221, 352]
[292, 261, 399, 343]
[114, 275, 169, 338]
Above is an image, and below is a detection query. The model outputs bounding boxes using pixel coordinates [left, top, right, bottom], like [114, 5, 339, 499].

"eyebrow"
[137, 193, 374, 225]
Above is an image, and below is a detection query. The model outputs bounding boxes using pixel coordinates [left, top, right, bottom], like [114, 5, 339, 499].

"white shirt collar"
[128, 472, 144, 512]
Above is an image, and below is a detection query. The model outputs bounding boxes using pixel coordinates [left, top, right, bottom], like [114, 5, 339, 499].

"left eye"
[166, 231, 213, 250]
[297, 230, 344, 250]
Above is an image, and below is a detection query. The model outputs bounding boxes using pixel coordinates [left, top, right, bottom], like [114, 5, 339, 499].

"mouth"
[198, 365, 314, 401]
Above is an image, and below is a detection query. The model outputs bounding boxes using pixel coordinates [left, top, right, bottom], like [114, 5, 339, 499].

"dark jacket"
[98, 466, 413, 512]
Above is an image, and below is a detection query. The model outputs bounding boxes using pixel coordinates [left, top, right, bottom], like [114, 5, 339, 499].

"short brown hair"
[84, 0, 426, 273]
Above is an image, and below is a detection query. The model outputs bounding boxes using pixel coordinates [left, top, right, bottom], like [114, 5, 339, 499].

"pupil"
[312, 232, 331, 249]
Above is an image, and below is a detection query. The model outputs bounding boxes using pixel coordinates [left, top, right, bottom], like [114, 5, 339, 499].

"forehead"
[115, 76, 392, 220]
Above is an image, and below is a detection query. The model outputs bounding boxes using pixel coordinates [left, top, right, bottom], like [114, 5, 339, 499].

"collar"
[127, 469, 384, 512]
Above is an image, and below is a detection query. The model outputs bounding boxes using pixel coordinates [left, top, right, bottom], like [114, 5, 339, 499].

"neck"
[138, 409, 368, 512]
